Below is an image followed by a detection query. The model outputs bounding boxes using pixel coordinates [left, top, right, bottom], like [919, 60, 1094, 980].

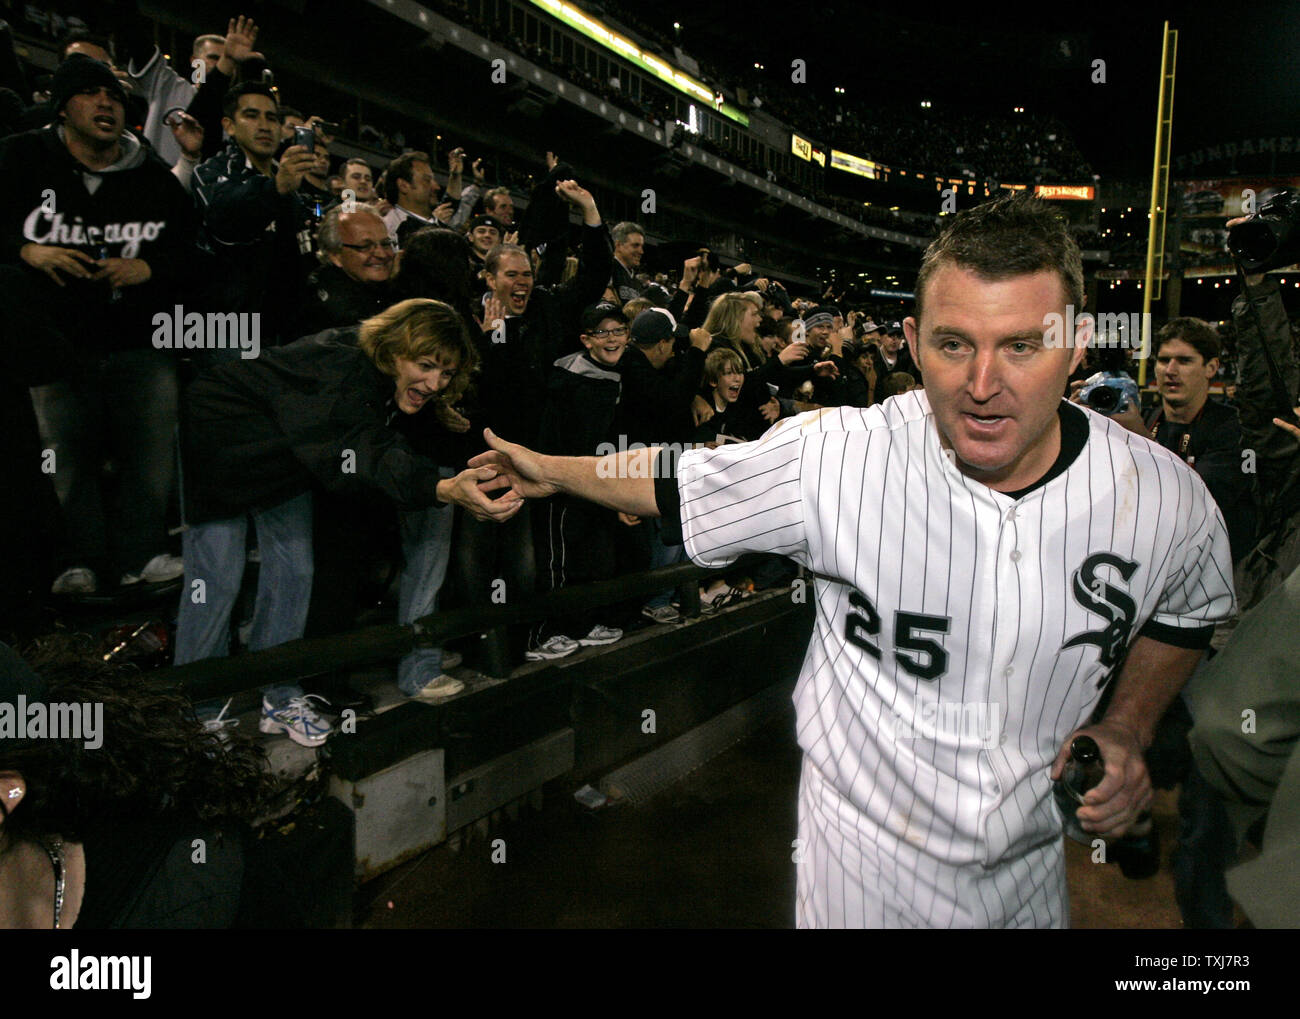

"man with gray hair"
[610, 221, 646, 303]
[483, 185, 515, 227]
[300, 206, 395, 333]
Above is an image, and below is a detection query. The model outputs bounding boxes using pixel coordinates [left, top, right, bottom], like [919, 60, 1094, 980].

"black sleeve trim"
[1137, 619, 1216, 650]
[654, 451, 684, 546]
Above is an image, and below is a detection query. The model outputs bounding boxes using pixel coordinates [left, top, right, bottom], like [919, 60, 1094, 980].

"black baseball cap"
[630, 307, 676, 344]
[580, 301, 625, 332]
[468, 214, 505, 233]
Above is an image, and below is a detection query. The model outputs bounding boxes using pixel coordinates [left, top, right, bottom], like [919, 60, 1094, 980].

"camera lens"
[1086, 385, 1120, 412]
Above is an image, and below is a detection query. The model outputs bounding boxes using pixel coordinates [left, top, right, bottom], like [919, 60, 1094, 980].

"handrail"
[157, 559, 753, 702]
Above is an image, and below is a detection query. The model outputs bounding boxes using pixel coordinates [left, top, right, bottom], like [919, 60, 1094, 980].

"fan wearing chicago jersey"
[469, 195, 1236, 927]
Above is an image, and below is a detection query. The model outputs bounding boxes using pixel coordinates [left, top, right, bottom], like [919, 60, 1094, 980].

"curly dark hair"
[0, 635, 276, 853]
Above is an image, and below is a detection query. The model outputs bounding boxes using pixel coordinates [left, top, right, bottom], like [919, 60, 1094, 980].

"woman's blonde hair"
[357, 298, 478, 403]
[703, 291, 765, 369]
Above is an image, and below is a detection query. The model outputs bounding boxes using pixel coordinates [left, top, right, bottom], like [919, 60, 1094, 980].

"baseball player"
[470, 195, 1236, 927]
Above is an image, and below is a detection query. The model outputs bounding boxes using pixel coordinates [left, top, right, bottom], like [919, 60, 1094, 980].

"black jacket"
[0, 125, 197, 357]
[611, 256, 642, 303]
[470, 222, 612, 446]
[182, 330, 443, 524]
[192, 139, 315, 345]
[1147, 399, 1258, 563]
[299, 264, 393, 335]
[619, 343, 706, 446]
[537, 350, 623, 456]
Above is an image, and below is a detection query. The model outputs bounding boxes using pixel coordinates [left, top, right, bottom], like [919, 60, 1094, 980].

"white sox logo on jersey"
[1062, 551, 1140, 682]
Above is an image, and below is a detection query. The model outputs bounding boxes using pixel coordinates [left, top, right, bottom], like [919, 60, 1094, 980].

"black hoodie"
[0, 124, 197, 355]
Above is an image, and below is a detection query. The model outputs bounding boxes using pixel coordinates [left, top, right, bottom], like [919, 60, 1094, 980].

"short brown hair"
[914, 193, 1083, 325]
[704, 348, 745, 386]
[384, 150, 431, 203]
[1156, 317, 1222, 364]
[358, 299, 477, 400]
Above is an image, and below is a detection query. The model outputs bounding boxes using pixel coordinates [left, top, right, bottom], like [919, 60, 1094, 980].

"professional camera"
[1077, 371, 1139, 415]
[1228, 187, 1300, 273]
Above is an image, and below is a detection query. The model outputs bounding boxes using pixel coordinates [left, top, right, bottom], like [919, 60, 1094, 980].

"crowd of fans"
[0, 12, 946, 749]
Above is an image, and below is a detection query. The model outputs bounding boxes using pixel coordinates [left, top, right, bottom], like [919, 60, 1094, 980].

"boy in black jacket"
[528, 302, 629, 659]
[2, 55, 198, 594]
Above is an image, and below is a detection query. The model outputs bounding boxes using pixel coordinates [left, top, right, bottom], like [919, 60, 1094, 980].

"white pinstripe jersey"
[674, 390, 1236, 924]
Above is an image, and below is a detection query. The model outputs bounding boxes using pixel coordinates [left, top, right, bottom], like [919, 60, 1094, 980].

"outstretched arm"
[468, 429, 662, 518]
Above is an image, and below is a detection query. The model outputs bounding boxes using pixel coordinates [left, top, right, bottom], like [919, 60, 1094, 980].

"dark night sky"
[657, 0, 1300, 181]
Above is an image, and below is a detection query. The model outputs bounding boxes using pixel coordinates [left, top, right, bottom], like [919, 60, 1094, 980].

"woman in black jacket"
[173, 300, 519, 739]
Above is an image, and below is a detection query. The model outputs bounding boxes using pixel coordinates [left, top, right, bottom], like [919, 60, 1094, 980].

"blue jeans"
[396, 469, 457, 696]
[644, 517, 685, 609]
[29, 348, 177, 578]
[174, 492, 313, 707]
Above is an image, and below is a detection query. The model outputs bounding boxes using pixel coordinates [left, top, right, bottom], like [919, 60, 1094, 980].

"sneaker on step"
[259, 694, 334, 747]
[51, 566, 97, 595]
[121, 553, 184, 586]
[525, 635, 580, 661]
[412, 674, 465, 702]
[641, 604, 680, 624]
[579, 624, 623, 646]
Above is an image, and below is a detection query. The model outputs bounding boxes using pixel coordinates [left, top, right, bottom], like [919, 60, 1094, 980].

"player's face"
[1156, 338, 1215, 412]
[906, 264, 1087, 493]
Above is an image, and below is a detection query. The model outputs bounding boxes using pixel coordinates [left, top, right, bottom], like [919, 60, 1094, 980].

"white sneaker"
[525, 635, 580, 661]
[412, 674, 465, 702]
[51, 566, 97, 595]
[121, 553, 184, 586]
[441, 649, 463, 670]
[258, 694, 334, 747]
[579, 624, 622, 646]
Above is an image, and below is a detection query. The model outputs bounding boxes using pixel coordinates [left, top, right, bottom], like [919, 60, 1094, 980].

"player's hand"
[20, 244, 99, 286]
[692, 395, 714, 427]
[437, 465, 523, 522]
[468, 428, 559, 500]
[435, 402, 471, 434]
[759, 397, 781, 423]
[1273, 406, 1300, 441]
[617, 512, 640, 526]
[1051, 719, 1152, 838]
[93, 257, 151, 287]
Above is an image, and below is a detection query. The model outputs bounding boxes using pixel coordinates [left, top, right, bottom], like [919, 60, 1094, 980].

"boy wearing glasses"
[526, 302, 631, 659]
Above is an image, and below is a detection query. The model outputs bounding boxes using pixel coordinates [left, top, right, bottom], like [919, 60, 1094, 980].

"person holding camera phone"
[192, 81, 317, 357]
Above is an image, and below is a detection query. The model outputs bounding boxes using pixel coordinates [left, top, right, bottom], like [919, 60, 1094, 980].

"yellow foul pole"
[1141, 21, 1178, 387]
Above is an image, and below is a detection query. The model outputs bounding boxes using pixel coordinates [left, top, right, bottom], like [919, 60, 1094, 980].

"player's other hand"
[1051, 719, 1153, 838]
[468, 428, 559, 500]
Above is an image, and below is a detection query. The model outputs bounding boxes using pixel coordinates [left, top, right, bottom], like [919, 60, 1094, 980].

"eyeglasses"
[587, 326, 629, 339]
[339, 240, 398, 254]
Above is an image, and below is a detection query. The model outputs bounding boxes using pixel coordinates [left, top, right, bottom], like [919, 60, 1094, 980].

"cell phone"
[313, 121, 340, 134]
[293, 125, 315, 152]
